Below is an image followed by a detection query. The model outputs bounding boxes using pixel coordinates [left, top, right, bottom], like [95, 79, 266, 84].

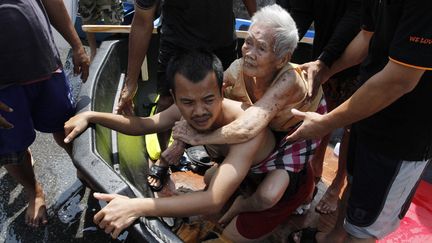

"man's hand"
[299, 60, 330, 101]
[160, 140, 186, 166]
[63, 112, 90, 143]
[0, 101, 13, 129]
[72, 46, 90, 82]
[93, 193, 140, 239]
[284, 108, 334, 143]
[172, 120, 202, 146]
[115, 79, 137, 115]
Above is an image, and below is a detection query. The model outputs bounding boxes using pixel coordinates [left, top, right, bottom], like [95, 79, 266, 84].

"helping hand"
[284, 109, 333, 143]
[63, 112, 90, 143]
[172, 120, 201, 146]
[298, 60, 330, 101]
[93, 193, 140, 239]
[0, 101, 13, 129]
[115, 80, 137, 115]
[72, 46, 90, 82]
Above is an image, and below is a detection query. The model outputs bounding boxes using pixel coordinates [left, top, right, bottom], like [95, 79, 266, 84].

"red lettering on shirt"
[409, 36, 432, 45]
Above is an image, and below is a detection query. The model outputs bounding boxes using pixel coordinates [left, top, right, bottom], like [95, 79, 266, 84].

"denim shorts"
[0, 71, 74, 165]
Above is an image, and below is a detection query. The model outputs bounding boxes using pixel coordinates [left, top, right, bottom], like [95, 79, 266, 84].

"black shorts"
[345, 126, 430, 239]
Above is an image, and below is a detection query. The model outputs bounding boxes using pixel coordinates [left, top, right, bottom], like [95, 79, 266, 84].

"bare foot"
[25, 183, 48, 227]
[147, 160, 169, 191]
[315, 185, 340, 214]
[147, 176, 162, 189]
[218, 195, 244, 227]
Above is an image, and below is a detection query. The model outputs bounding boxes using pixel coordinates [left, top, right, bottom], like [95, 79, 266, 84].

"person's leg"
[343, 159, 429, 242]
[219, 169, 289, 226]
[147, 66, 174, 189]
[32, 71, 74, 143]
[4, 151, 48, 227]
[86, 32, 97, 62]
[0, 84, 46, 227]
[315, 127, 349, 214]
[310, 134, 330, 182]
[315, 76, 358, 214]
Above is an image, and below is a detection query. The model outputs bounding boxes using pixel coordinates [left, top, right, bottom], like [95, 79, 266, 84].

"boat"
[71, 15, 318, 241]
[71, 35, 183, 242]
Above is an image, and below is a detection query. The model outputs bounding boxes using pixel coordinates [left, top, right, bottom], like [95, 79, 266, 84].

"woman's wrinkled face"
[241, 23, 282, 78]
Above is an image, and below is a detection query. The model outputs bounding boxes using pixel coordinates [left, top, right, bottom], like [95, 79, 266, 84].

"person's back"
[154, 0, 237, 69]
[0, 0, 61, 86]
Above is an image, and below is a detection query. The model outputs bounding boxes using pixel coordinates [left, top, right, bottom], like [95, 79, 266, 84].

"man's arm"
[116, 4, 157, 115]
[41, 0, 89, 81]
[64, 104, 181, 143]
[173, 70, 305, 145]
[317, 0, 362, 68]
[302, 29, 373, 97]
[92, 129, 266, 238]
[241, 0, 257, 17]
[288, 60, 425, 141]
[288, 0, 314, 39]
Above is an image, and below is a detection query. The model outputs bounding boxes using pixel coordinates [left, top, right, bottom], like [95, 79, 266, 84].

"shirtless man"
[64, 50, 290, 241]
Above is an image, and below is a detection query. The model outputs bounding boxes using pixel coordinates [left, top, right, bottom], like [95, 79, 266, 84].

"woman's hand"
[172, 120, 202, 146]
[93, 193, 141, 239]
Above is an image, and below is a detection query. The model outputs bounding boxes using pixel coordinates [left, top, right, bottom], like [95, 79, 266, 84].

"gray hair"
[250, 4, 299, 59]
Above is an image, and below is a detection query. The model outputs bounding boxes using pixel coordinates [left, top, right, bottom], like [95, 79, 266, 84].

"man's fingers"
[307, 70, 316, 98]
[99, 218, 110, 229]
[73, 61, 80, 76]
[104, 223, 115, 234]
[64, 128, 80, 143]
[93, 192, 117, 202]
[291, 108, 306, 119]
[94, 210, 104, 225]
[111, 227, 123, 239]
[81, 64, 89, 82]
[285, 129, 300, 143]
[0, 116, 14, 129]
[0, 102, 12, 112]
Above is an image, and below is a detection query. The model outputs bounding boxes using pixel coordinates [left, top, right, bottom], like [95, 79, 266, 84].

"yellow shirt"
[224, 58, 323, 132]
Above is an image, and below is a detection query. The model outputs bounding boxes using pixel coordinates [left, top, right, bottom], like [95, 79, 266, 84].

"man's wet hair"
[167, 49, 224, 94]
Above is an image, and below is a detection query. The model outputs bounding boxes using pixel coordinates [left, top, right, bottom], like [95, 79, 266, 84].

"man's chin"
[191, 124, 210, 133]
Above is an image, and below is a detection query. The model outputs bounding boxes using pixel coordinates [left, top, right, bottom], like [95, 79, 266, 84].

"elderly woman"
[171, 3, 326, 240]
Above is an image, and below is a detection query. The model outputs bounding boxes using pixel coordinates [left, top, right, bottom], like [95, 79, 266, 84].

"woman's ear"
[277, 53, 291, 69]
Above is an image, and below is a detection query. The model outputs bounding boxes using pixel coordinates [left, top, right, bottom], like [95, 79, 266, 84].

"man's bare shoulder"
[221, 98, 245, 117]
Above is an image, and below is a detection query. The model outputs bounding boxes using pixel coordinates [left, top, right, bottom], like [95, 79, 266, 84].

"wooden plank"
[82, 24, 313, 43]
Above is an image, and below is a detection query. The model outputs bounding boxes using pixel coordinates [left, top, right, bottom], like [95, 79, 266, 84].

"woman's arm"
[173, 70, 305, 145]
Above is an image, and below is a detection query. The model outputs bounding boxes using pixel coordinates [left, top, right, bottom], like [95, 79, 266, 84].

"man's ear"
[170, 89, 176, 102]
